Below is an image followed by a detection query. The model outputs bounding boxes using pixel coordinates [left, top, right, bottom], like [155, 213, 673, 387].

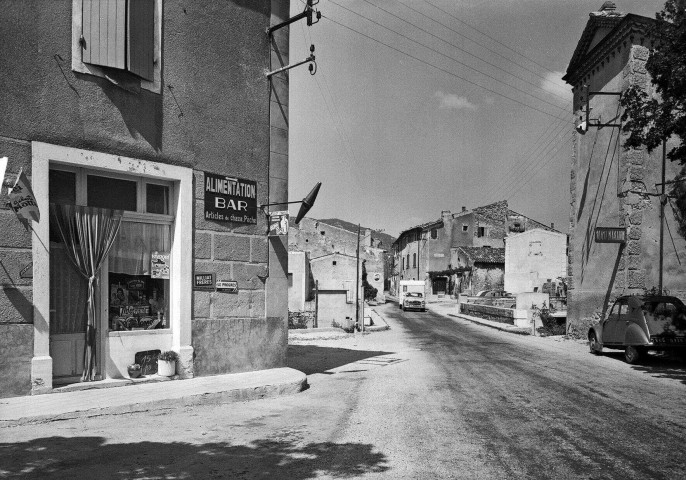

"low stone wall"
[460, 303, 515, 325]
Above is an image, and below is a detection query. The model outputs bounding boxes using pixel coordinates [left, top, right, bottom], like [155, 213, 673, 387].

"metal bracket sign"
[216, 280, 238, 293]
[594, 227, 627, 244]
[204, 171, 257, 225]
[193, 272, 215, 291]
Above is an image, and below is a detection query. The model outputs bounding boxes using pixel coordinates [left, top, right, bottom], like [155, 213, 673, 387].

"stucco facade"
[0, 0, 292, 397]
[563, 3, 686, 333]
[504, 229, 568, 294]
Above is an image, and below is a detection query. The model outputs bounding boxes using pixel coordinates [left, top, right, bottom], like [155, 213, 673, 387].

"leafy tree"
[620, 0, 686, 234]
[361, 260, 378, 301]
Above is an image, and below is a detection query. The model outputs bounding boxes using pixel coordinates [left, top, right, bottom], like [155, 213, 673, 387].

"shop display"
[109, 274, 168, 331]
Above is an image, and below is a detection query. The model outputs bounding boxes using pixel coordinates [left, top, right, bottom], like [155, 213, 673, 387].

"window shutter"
[127, 0, 154, 81]
[82, 0, 126, 70]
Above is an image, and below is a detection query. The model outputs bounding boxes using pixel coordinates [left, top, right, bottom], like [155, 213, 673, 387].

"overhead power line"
[326, 0, 568, 114]
[320, 14, 563, 119]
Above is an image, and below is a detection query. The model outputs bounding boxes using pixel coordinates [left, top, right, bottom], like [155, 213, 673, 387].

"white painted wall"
[505, 229, 567, 294]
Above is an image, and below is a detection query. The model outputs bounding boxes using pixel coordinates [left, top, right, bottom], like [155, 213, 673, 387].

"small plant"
[127, 363, 141, 370]
[158, 350, 179, 362]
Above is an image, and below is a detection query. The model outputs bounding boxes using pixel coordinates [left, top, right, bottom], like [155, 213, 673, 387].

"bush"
[288, 311, 310, 329]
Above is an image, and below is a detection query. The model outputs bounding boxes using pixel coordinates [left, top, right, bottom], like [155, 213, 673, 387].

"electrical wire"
[326, 1, 568, 114]
[320, 14, 563, 119]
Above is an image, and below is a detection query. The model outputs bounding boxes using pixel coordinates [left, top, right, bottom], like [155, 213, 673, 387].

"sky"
[287, 0, 665, 238]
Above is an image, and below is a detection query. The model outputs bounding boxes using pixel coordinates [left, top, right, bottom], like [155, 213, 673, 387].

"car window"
[655, 302, 677, 318]
[407, 292, 422, 298]
[607, 302, 619, 319]
[618, 301, 628, 316]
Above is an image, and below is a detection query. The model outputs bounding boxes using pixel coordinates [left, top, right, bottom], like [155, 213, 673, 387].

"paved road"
[2, 303, 685, 479]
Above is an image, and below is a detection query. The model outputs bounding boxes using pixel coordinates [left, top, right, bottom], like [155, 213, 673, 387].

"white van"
[398, 280, 426, 309]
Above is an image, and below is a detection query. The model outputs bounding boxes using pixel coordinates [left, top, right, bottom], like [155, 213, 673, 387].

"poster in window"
[151, 251, 170, 279]
[269, 211, 289, 236]
[204, 171, 258, 224]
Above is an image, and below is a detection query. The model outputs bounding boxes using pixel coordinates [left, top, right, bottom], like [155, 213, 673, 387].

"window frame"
[71, 0, 162, 93]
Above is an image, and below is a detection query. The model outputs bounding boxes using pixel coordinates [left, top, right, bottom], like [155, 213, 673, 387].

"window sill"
[108, 329, 171, 337]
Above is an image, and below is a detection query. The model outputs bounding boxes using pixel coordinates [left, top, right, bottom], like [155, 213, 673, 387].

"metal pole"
[356, 224, 360, 332]
[314, 280, 319, 328]
[659, 140, 666, 294]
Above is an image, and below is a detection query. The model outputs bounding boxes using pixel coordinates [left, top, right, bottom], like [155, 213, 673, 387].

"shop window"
[146, 183, 169, 214]
[72, 0, 162, 92]
[87, 174, 138, 211]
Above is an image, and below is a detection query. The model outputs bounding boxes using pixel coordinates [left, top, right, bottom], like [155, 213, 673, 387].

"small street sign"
[216, 280, 238, 293]
[594, 227, 627, 244]
[193, 272, 215, 290]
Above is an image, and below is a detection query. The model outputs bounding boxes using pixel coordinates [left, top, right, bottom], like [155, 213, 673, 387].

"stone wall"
[460, 303, 515, 325]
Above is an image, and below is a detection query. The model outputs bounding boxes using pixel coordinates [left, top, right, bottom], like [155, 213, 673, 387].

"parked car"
[588, 295, 686, 364]
[402, 292, 426, 312]
[476, 290, 512, 297]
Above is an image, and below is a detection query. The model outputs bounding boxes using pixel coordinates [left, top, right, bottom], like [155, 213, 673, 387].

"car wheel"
[624, 345, 641, 364]
[589, 332, 602, 355]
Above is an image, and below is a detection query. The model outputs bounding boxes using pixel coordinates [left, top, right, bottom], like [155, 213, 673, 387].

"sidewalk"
[0, 367, 306, 426]
[426, 300, 532, 335]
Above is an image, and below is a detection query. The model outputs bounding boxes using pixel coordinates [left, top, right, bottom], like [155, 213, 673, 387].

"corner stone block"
[628, 255, 642, 270]
[629, 211, 643, 225]
[627, 241, 641, 256]
[628, 226, 642, 241]
[628, 270, 645, 289]
[215, 234, 251, 262]
[234, 263, 268, 290]
[194, 232, 212, 259]
[0, 250, 33, 286]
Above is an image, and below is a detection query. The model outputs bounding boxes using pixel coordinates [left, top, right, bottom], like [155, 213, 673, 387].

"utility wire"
[423, 0, 569, 84]
[354, 0, 570, 103]
[398, 0, 568, 90]
[326, 1, 568, 113]
[321, 14, 563, 119]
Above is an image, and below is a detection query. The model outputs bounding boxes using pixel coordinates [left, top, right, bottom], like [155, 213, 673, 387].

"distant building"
[453, 246, 506, 294]
[504, 229, 568, 295]
[563, 2, 686, 333]
[392, 201, 558, 298]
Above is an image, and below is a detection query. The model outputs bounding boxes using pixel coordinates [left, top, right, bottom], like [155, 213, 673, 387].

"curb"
[0, 367, 307, 427]
[447, 312, 531, 335]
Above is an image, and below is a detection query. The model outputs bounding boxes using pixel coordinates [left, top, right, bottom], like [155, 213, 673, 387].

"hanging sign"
[216, 280, 238, 293]
[151, 251, 171, 279]
[594, 227, 626, 244]
[193, 272, 215, 290]
[204, 172, 257, 224]
[269, 211, 289, 236]
[8, 169, 40, 222]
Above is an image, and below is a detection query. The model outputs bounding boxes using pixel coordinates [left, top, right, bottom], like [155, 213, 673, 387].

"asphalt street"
[1, 303, 685, 479]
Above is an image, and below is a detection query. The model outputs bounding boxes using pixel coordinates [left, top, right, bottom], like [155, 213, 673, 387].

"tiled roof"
[456, 246, 505, 264]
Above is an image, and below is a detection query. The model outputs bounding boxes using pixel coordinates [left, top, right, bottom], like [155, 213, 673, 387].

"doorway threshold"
[52, 375, 179, 394]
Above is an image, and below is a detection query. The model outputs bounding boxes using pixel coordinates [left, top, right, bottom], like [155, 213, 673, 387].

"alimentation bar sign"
[204, 172, 257, 224]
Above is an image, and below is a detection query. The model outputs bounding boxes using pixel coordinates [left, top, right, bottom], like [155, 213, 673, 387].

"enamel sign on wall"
[204, 171, 257, 224]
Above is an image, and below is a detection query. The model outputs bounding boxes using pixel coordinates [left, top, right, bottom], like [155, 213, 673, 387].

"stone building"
[0, 0, 293, 397]
[392, 201, 557, 298]
[453, 247, 506, 295]
[563, 2, 686, 333]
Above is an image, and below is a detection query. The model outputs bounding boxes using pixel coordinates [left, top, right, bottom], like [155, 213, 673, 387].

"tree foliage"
[361, 260, 378, 301]
[620, 0, 686, 234]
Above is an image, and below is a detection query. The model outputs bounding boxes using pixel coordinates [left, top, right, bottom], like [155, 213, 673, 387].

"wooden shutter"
[82, 0, 126, 70]
[127, 0, 154, 81]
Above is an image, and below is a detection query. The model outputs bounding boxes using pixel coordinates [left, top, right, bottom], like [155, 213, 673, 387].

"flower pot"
[127, 367, 141, 379]
[158, 359, 176, 377]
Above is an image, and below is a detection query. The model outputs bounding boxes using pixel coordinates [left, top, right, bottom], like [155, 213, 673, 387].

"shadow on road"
[287, 345, 394, 375]
[631, 355, 686, 385]
[0, 436, 389, 479]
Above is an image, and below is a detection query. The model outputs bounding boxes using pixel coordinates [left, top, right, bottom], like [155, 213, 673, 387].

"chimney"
[364, 228, 372, 247]
[551, 222, 555, 230]
[461, 206, 467, 212]
[599, 1, 616, 12]
[441, 210, 451, 222]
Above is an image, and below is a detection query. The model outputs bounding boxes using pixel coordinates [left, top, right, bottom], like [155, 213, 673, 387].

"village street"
[2, 303, 686, 479]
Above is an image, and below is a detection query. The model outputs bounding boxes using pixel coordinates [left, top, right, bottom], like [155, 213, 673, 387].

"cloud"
[540, 71, 572, 99]
[435, 91, 478, 111]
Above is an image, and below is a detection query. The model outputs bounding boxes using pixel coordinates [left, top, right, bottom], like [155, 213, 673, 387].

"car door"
[603, 299, 628, 344]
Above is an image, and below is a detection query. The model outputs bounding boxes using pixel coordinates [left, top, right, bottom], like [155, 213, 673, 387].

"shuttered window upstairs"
[81, 0, 154, 81]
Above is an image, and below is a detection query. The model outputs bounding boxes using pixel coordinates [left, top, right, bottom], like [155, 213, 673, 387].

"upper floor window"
[412, 253, 416, 268]
[72, 0, 162, 93]
[477, 227, 485, 238]
[430, 228, 437, 239]
[462, 224, 468, 232]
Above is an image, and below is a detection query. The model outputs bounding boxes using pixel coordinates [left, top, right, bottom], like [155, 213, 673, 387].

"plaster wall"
[317, 291, 355, 329]
[288, 251, 307, 311]
[471, 265, 505, 294]
[0, 0, 292, 394]
[505, 230, 568, 294]
[567, 36, 686, 333]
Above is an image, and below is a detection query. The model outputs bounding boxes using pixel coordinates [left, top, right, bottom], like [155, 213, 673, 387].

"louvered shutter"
[127, 0, 154, 81]
[82, 0, 126, 70]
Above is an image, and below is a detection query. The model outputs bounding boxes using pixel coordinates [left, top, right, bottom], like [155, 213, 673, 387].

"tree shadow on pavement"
[0, 436, 389, 479]
[631, 354, 686, 385]
[287, 345, 394, 375]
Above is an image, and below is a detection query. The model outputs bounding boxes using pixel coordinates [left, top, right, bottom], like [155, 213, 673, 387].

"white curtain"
[109, 222, 171, 275]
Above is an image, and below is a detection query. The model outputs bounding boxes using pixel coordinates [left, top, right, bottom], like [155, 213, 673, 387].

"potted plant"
[127, 363, 141, 379]
[157, 350, 179, 377]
